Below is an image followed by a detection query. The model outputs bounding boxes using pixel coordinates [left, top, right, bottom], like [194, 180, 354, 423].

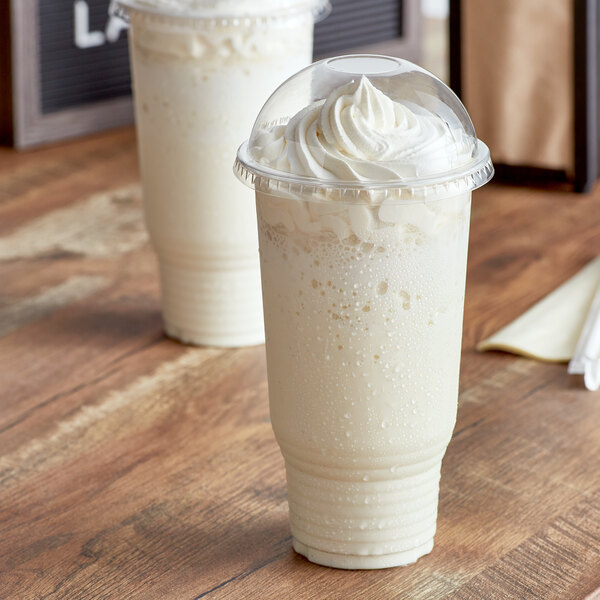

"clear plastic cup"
[235, 55, 493, 568]
[110, 0, 329, 347]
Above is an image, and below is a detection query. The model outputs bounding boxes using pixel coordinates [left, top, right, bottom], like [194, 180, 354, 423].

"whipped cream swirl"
[255, 76, 471, 182]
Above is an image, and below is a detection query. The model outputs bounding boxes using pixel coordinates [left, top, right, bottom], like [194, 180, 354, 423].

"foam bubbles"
[377, 281, 388, 295]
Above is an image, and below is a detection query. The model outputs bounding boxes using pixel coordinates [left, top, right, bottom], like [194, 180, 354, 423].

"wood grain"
[1, 127, 600, 599]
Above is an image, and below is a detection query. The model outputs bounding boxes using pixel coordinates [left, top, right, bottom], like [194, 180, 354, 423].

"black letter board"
[39, 0, 131, 114]
[1, 0, 419, 149]
[2, 0, 134, 148]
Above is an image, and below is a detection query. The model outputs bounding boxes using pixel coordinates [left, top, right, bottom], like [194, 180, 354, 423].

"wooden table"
[1, 128, 600, 599]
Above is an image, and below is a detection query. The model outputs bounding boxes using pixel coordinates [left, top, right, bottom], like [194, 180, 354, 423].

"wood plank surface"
[1, 127, 600, 599]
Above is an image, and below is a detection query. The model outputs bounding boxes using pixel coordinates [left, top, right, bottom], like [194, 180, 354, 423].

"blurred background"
[1, 0, 597, 192]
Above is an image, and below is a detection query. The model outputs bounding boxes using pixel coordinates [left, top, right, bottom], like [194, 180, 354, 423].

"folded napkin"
[477, 255, 600, 362]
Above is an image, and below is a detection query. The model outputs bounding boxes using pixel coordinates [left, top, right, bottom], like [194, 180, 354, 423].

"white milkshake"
[235, 56, 493, 568]
[111, 0, 327, 346]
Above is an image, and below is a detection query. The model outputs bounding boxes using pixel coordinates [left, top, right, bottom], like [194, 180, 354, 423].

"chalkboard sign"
[314, 0, 420, 64]
[2, 0, 134, 148]
[315, 0, 404, 58]
[1, 0, 419, 149]
[39, 0, 131, 114]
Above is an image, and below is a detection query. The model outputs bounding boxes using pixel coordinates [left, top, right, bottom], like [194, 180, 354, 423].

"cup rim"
[110, 0, 331, 23]
[234, 139, 494, 204]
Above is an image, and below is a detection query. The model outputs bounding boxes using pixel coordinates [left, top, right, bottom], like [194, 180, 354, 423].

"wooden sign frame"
[450, 0, 598, 193]
[1, 0, 133, 149]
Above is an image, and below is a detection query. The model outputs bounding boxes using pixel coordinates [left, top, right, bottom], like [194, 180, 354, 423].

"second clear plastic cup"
[111, 0, 328, 347]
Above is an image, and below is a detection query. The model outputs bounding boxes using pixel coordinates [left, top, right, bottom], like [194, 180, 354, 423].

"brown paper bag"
[461, 0, 574, 175]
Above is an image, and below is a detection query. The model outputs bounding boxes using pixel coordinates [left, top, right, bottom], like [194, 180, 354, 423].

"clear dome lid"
[235, 55, 493, 202]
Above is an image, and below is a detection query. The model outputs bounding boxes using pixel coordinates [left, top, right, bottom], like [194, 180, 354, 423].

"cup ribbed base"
[158, 253, 264, 347]
[283, 450, 443, 569]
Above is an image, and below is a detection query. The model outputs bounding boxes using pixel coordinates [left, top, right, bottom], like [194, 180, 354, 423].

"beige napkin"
[477, 256, 600, 362]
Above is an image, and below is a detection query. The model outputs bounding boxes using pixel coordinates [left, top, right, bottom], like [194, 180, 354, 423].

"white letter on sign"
[105, 16, 128, 43]
[74, 0, 105, 48]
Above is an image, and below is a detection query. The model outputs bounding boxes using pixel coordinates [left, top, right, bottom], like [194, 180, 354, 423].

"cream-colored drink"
[112, 0, 326, 346]
[235, 56, 493, 568]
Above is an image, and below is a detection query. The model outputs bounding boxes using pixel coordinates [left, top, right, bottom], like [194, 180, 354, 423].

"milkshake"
[110, 0, 328, 346]
[235, 56, 493, 568]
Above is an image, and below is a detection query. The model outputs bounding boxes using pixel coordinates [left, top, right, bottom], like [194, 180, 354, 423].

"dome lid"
[235, 55, 493, 202]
